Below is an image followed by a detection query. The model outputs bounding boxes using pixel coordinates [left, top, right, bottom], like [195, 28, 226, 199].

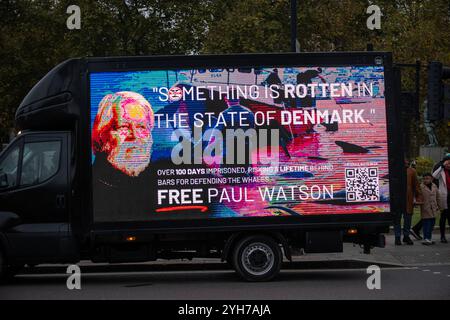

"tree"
[0, 0, 215, 143]
[201, 0, 450, 151]
[1, 0, 449, 150]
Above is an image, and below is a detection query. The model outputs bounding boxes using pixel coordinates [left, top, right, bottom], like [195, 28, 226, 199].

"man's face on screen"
[107, 102, 153, 177]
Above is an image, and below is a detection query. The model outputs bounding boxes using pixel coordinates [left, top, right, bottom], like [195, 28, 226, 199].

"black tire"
[232, 235, 282, 282]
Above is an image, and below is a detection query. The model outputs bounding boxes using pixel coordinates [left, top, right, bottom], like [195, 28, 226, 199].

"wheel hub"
[242, 242, 274, 276]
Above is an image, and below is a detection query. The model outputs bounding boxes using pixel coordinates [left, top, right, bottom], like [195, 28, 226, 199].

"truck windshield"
[0, 146, 20, 188]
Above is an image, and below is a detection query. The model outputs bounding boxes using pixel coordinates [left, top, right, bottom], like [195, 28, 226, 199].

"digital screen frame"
[89, 60, 392, 223]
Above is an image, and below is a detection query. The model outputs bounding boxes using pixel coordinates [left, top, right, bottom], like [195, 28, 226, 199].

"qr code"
[345, 167, 380, 202]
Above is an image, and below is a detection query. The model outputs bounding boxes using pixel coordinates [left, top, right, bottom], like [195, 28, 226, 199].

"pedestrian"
[432, 154, 450, 243]
[411, 154, 450, 240]
[394, 159, 423, 245]
[419, 173, 440, 245]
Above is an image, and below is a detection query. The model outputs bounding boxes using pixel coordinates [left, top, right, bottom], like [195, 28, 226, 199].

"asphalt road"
[1, 264, 449, 300]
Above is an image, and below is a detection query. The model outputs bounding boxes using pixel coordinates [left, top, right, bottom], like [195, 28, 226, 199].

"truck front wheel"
[232, 235, 282, 282]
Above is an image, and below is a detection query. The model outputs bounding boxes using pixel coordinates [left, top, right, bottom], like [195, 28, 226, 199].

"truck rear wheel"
[232, 235, 282, 282]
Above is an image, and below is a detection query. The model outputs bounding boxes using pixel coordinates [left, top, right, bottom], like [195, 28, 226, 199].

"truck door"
[0, 131, 74, 263]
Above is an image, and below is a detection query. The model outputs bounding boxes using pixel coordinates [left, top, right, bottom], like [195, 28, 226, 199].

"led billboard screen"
[90, 65, 389, 222]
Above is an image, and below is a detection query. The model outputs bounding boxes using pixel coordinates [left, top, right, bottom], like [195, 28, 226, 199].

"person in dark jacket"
[394, 159, 423, 245]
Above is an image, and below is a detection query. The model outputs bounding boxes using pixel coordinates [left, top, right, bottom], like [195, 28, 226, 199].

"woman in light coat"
[432, 156, 450, 243]
[419, 173, 441, 244]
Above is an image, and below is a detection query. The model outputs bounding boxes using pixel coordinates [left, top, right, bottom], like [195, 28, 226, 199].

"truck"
[0, 52, 404, 282]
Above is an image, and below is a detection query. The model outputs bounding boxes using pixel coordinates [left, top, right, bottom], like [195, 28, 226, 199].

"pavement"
[290, 230, 450, 267]
[0, 230, 449, 300]
[0, 265, 449, 300]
